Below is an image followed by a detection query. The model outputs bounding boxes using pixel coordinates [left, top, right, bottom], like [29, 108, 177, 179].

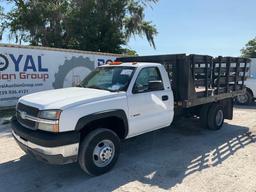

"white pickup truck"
[236, 78, 256, 105]
[236, 58, 256, 105]
[11, 54, 249, 175]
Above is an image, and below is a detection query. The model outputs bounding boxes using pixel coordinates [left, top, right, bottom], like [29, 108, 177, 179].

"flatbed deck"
[117, 54, 250, 108]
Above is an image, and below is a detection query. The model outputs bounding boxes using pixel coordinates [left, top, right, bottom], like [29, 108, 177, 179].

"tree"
[241, 37, 256, 58]
[120, 48, 138, 56]
[0, 5, 6, 41]
[1, 0, 158, 53]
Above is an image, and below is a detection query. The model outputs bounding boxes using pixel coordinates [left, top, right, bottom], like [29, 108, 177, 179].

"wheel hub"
[216, 109, 224, 126]
[237, 94, 248, 104]
[99, 146, 113, 161]
[93, 139, 115, 167]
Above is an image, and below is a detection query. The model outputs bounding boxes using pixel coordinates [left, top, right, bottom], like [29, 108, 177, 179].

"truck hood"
[19, 87, 124, 110]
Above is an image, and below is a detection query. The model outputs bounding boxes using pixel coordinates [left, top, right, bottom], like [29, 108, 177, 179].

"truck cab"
[12, 62, 174, 175]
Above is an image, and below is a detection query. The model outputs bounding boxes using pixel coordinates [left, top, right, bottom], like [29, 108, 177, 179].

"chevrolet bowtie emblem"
[20, 111, 27, 119]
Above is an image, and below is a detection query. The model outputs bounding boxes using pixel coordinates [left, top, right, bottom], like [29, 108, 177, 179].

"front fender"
[75, 109, 129, 138]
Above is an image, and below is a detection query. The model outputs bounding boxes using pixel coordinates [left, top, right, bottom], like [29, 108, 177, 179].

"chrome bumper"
[12, 131, 79, 164]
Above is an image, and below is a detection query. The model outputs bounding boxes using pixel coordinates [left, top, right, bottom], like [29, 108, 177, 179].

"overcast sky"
[2, 0, 256, 57]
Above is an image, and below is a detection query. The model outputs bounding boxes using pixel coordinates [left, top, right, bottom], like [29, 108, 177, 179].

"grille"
[17, 112, 36, 129]
[17, 103, 39, 116]
[16, 103, 39, 130]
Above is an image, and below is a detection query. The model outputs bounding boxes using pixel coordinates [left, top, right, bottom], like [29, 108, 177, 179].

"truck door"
[127, 66, 174, 137]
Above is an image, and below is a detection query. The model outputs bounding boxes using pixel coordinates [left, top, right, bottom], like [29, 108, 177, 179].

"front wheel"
[78, 128, 120, 176]
[236, 90, 253, 105]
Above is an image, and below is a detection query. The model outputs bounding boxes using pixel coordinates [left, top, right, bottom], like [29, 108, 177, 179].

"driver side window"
[133, 67, 163, 93]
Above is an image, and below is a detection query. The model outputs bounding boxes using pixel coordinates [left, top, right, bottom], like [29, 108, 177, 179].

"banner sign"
[0, 45, 118, 107]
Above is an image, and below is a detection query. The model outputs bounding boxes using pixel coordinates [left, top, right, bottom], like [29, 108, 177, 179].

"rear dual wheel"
[200, 103, 224, 130]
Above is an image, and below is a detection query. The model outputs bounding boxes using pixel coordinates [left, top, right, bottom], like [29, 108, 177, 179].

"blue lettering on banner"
[97, 59, 105, 66]
[97, 59, 113, 66]
[38, 56, 48, 72]
[8, 54, 49, 72]
[9, 54, 23, 71]
[24, 55, 37, 72]
[106, 59, 112, 64]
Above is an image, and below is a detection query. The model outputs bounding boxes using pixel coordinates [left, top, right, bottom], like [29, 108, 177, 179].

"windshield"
[80, 66, 136, 92]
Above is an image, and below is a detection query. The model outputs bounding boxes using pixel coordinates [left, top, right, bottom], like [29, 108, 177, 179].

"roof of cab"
[102, 62, 162, 68]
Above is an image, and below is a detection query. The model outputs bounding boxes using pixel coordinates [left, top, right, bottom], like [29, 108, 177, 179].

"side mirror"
[133, 84, 146, 93]
[148, 80, 164, 91]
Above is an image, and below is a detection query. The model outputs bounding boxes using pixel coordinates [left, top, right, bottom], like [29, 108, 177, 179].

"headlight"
[39, 110, 61, 120]
[37, 110, 61, 132]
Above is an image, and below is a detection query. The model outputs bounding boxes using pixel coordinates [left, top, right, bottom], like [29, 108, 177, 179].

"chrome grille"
[17, 103, 39, 116]
[16, 103, 39, 130]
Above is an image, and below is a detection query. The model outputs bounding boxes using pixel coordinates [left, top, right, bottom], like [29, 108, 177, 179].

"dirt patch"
[0, 106, 255, 192]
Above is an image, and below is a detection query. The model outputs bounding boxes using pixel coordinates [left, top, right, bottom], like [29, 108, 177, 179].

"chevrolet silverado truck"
[11, 54, 249, 176]
[236, 59, 256, 105]
[236, 78, 256, 105]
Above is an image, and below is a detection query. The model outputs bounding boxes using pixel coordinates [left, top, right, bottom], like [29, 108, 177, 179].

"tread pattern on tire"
[207, 104, 224, 130]
[78, 128, 120, 176]
[245, 90, 253, 105]
[200, 104, 211, 129]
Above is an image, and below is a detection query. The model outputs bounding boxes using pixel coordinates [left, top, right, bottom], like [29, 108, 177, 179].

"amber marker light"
[110, 61, 122, 65]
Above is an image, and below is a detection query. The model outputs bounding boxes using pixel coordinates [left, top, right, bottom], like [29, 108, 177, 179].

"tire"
[200, 104, 211, 129]
[78, 128, 120, 176]
[207, 104, 224, 130]
[236, 90, 253, 105]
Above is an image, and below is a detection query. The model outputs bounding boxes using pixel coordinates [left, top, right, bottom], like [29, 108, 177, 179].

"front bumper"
[11, 118, 80, 164]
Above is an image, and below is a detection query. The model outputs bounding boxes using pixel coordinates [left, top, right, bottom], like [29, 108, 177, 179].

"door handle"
[162, 95, 169, 101]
